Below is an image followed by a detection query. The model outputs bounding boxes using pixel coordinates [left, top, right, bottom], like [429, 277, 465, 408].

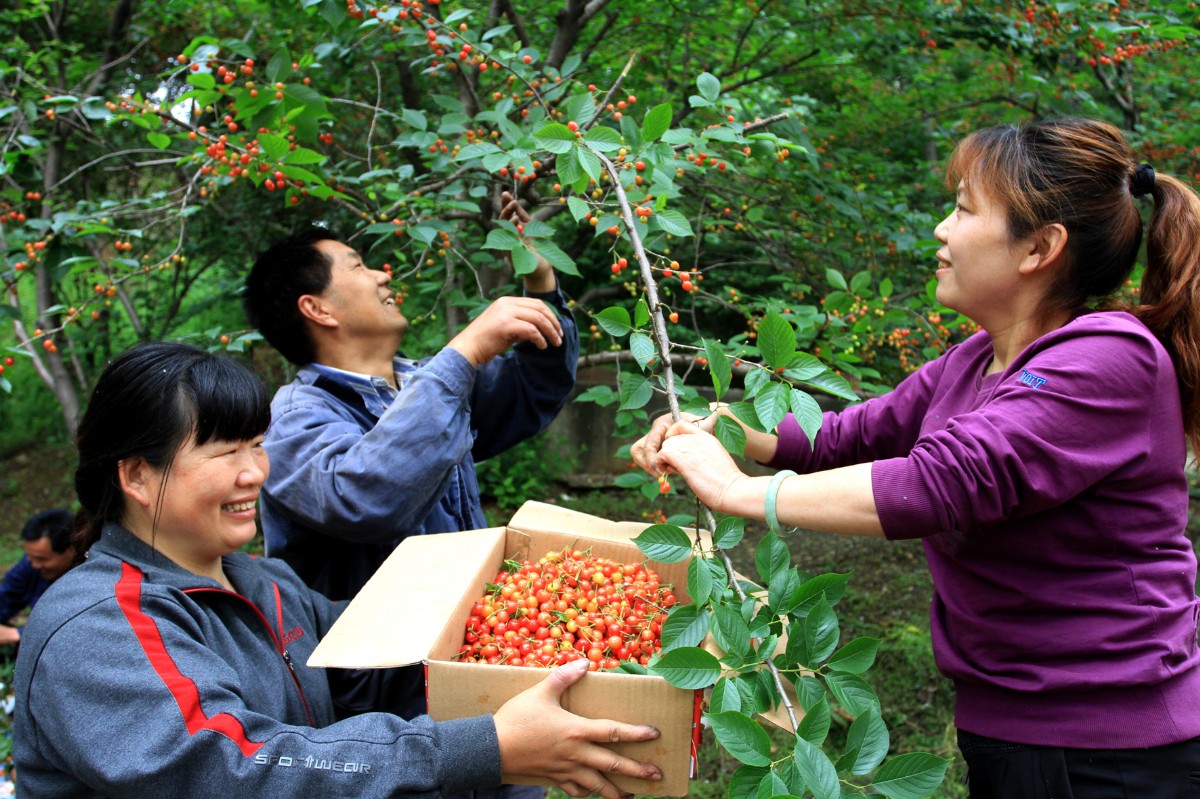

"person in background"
[633, 117, 1200, 798]
[0, 508, 75, 647]
[13, 342, 660, 799]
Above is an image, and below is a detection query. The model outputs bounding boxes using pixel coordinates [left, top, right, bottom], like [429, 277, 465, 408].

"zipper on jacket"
[183, 586, 316, 726]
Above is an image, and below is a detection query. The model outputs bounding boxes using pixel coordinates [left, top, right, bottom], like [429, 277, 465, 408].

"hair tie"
[1130, 163, 1156, 198]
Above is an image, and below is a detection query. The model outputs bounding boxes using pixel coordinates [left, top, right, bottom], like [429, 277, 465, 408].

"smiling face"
[24, 537, 74, 581]
[313, 239, 407, 342]
[932, 183, 1038, 328]
[138, 434, 270, 569]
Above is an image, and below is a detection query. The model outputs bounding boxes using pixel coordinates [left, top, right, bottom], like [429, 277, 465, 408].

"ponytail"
[1125, 173, 1200, 457]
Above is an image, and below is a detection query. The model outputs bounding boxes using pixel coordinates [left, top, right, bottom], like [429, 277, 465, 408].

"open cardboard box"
[308, 501, 703, 796]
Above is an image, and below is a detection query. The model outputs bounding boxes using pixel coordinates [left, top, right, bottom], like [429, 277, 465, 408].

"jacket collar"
[91, 522, 271, 599]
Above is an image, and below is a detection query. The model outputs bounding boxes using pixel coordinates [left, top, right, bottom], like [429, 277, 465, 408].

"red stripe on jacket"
[115, 562, 264, 757]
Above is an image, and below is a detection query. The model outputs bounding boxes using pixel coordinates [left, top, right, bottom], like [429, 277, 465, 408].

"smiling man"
[243, 195, 578, 609]
[0, 508, 76, 647]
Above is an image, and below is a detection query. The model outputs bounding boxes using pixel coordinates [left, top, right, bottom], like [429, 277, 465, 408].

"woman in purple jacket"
[633, 117, 1200, 797]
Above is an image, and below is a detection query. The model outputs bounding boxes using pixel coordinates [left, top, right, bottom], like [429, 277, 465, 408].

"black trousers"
[959, 730, 1200, 799]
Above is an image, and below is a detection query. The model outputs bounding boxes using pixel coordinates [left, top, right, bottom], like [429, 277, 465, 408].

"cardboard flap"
[308, 527, 506, 669]
[509, 500, 713, 549]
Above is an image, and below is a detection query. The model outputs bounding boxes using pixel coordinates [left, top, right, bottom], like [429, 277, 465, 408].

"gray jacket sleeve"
[19, 594, 502, 798]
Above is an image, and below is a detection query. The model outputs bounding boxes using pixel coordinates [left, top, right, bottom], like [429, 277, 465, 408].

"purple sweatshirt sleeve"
[871, 315, 1181, 539]
[764, 339, 959, 473]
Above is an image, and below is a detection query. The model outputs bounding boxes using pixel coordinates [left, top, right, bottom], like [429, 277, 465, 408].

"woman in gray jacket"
[14, 341, 662, 799]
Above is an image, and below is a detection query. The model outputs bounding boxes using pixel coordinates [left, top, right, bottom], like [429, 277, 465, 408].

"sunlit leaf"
[707, 711, 772, 767]
[650, 646, 721, 689]
[632, 523, 693, 563]
[660, 604, 710, 650]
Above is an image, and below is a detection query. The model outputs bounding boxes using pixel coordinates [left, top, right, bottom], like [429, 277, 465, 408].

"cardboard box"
[308, 501, 702, 796]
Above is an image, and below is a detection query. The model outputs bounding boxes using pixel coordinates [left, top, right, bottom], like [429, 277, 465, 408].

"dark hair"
[21, 508, 74, 553]
[72, 342, 270, 553]
[946, 116, 1200, 454]
[243, 227, 343, 365]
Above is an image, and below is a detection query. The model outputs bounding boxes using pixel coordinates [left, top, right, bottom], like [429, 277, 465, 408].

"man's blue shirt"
[0, 555, 52, 628]
[260, 288, 578, 601]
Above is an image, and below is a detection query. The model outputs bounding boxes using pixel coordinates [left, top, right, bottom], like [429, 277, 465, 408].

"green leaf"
[618, 373, 653, 411]
[566, 195, 590, 222]
[791, 738, 840, 799]
[728, 400, 767, 433]
[650, 646, 721, 689]
[706, 711, 772, 767]
[187, 72, 216, 90]
[534, 124, 575, 154]
[483, 228, 522, 251]
[577, 146, 601, 183]
[407, 225, 438, 245]
[850, 269, 872, 294]
[803, 597, 840, 666]
[612, 471, 649, 488]
[795, 675, 825, 711]
[710, 678, 743, 714]
[282, 146, 325, 165]
[532, 242, 580, 277]
[655, 209, 693, 237]
[511, 247, 538, 276]
[728, 765, 770, 799]
[825, 267, 848, 290]
[593, 306, 632, 337]
[827, 637, 879, 674]
[629, 332, 656, 370]
[714, 516, 745, 550]
[697, 71, 722, 102]
[789, 389, 823, 447]
[454, 142, 503, 160]
[146, 131, 171, 149]
[825, 672, 880, 717]
[575, 385, 616, 406]
[704, 339, 731, 400]
[756, 770, 791, 799]
[714, 415, 747, 457]
[801, 370, 859, 402]
[846, 705, 889, 775]
[789, 572, 851, 613]
[753, 382, 790, 432]
[687, 556, 715, 605]
[757, 312, 797, 370]
[767, 567, 800, 618]
[259, 133, 290, 161]
[796, 693, 831, 746]
[744, 369, 772, 400]
[584, 126, 623, 152]
[642, 102, 673, 142]
[632, 523, 693, 563]
[871, 753, 952, 799]
[660, 604, 710, 650]
[754, 531, 790, 584]
[401, 108, 427, 130]
[634, 298, 650, 327]
[557, 147, 583, 185]
[712, 602, 752, 657]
